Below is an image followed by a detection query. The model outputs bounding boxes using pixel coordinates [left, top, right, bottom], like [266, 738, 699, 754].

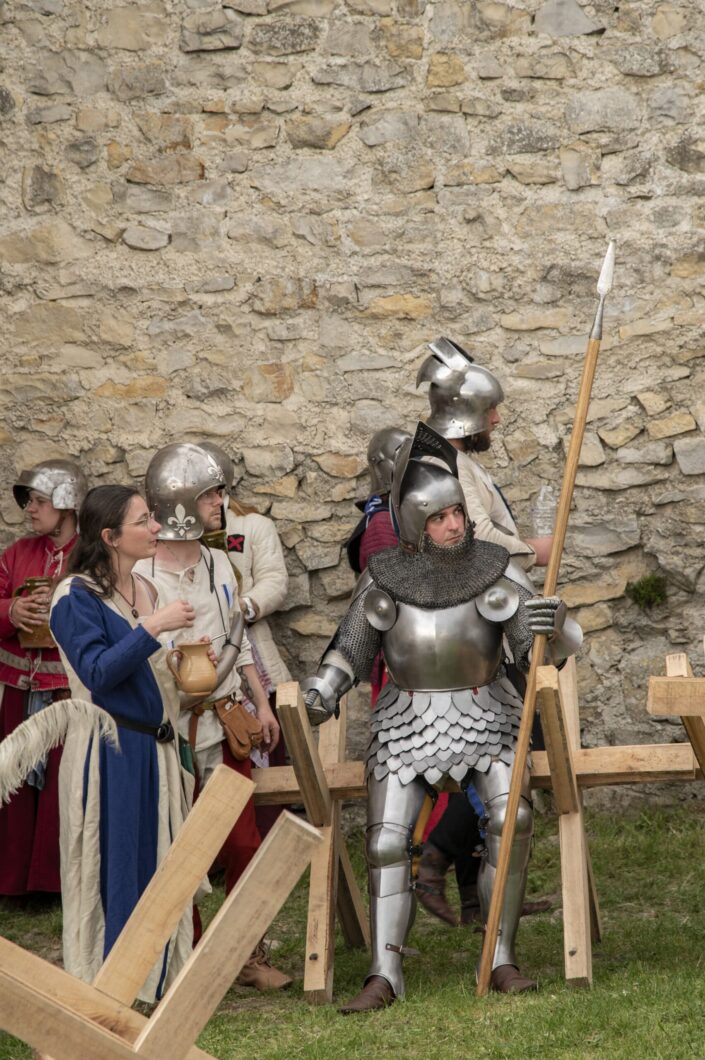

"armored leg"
[365, 772, 428, 998]
[472, 758, 533, 972]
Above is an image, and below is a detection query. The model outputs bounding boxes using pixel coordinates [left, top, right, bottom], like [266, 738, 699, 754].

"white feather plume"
[0, 699, 120, 805]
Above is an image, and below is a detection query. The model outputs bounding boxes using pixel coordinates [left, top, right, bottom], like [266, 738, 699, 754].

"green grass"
[2, 804, 705, 1059]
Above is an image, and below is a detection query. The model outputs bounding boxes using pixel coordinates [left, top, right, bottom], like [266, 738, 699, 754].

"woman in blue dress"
[50, 485, 199, 1001]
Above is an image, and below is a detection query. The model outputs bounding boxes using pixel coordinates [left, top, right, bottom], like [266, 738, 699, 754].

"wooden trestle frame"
[254, 654, 705, 999]
[0, 765, 322, 1059]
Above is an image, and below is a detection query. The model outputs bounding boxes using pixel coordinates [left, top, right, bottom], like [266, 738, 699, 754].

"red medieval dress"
[0, 531, 77, 895]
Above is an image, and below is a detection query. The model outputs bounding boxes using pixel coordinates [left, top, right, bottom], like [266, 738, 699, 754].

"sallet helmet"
[196, 441, 235, 491]
[145, 443, 225, 541]
[416, 336, 504, 438]
[390, 422, 468, 553]
[13, 459, 88, 512]
[367, 426, 411, 495]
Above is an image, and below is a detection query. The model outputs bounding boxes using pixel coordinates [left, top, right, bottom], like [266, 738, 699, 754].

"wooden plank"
[255, 743, 701, 804]
[647, 677, 705, 717]
[252, 760, 365, 804]
[303, 818, 339, 1004]
[555, 656, 602, 943]
[276, 681, 332, 827]
[682, 716, 705, 777]
[133, 812, 322, 1060]
[536, 665, 579, 815]
[657, 654, 705, 775]
[531, 744, 699, 787]
[666, 652, 691, 678]
[95, 766, 253, 1005]
[558, 812, 592, 987]
[0, 938, 212, 1060]
[336, 840, 370, 949]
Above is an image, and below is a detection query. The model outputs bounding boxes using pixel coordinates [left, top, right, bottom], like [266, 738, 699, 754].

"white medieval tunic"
[50, 574, 195, 1002]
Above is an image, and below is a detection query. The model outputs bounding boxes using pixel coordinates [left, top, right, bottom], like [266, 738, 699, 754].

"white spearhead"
[596, 240, 615, 298]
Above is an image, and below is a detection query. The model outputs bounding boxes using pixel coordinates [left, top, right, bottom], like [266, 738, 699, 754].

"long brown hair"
[67, 485, 140, 596]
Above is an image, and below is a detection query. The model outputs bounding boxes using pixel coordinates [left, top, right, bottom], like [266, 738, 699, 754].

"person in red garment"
[345, 427, 409, 706]
[0, 459, 87, 897]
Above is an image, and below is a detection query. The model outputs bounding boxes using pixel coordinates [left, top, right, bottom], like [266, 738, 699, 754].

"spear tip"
[596, 240, 615, 297]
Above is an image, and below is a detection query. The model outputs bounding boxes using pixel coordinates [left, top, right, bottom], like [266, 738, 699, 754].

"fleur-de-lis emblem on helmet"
[167, 503, 196, 537]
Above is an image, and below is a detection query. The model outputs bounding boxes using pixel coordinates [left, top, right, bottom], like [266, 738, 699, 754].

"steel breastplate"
[381, 599, 503, 691]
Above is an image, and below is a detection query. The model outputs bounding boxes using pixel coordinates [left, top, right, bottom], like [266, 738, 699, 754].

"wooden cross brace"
[272, 682, 369, 1004]
[0, 766, 322, 1060]
[253, 658, 704, 995]
[647, 650, 705, 775]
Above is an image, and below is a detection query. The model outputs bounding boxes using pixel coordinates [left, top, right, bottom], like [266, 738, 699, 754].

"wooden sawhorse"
[0, 766, 322, 1059]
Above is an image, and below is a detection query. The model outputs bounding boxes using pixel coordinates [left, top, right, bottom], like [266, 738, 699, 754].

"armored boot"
[415, 843, 458, 926]
[474, 761, 537, 994]
[340, 774, 426, 1014]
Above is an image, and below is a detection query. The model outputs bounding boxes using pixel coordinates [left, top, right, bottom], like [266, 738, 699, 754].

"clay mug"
[14, 576, 55, 650]
[166, 642, 218, 696]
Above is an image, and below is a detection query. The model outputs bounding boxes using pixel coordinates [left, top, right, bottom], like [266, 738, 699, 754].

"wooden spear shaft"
[476, 242, 615, 996]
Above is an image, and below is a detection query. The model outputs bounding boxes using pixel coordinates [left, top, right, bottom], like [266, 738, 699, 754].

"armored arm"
[524, 596, 583, 666]
[301, 575, 382, 725]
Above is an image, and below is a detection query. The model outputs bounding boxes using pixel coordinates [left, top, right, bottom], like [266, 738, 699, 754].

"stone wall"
[2, 0, 704, 796]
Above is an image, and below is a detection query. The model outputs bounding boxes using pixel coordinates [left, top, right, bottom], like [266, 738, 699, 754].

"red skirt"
[0, 684, 62, 894]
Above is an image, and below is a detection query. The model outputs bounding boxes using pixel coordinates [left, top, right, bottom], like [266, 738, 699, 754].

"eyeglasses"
[123, 510, 157, 529]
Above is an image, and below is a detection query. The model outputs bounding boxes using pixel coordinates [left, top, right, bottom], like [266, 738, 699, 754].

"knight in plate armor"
[302, 423, 582, 1012]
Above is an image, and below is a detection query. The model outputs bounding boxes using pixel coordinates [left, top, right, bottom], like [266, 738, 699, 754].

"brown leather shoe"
[339, 975, 395, 1014]
[415, 843, 458, 926]
[236, 941, 292, 991]
[522, 897, 552, 916]
[490, 964, 538, 994]
[459, 884, 482, 926]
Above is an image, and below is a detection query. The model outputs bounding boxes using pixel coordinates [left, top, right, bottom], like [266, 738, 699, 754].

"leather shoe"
[236, 941, 292, 991]
[339, 975, 395, 1014]
[490, 964, 538, 994]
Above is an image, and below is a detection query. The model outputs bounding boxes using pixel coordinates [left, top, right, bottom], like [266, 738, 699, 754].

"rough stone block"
[673, 436, 705, 475]
[570, 516, 641, 556]
[248, 17, 320, 54]
[565, 89, 640, 133]
[181, 8, 244, 51]
[27, 103, 72, 124]
[646, 411, 696, 440]
[294, 539, 341, 571]
[127, 155, 205, 184]
[492, 120, 561, 153]
[26, 49, 107, 96]
[286, 113, 351, 149]
[313, 60, 407, 92]
[533, 0, 603, 36]
[122, 225, 171, 250]
[380, 18, 424, 59]
[426, 53, 466, 87]
[135, 113, 193, 150]
[65, 137, 99, 168]
[0, 219, 92, 264]
[22, 165, 63, 209]
[515, 51, 573, 79]
[12, 303, 85, 345]
[97, 5, 169, 50]
[109, 64, 166, 102]
[242, 362, 295, 400]
[358, 109, 418, 146]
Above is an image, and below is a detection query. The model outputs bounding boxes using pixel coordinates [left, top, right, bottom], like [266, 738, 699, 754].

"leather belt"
[111, 712, 175, 743]
[188, 695, 236, 750]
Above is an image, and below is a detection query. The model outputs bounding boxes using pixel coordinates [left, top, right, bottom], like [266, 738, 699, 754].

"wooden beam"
[647, 677, 705, 717]
[94, 766, 253, 1005]
[536, 665, 579, 815]
[252, 760, 365, 804]
[303, 706, 343, 1002]
[660, 653, 705, 776]
[532, 743, 699, 787]
[336, 839, 370, 949]
[559, 812, 592, 986]
[133, 813, 322, 1060]
[276, 681, 332, 826]
[0, 938, 214, 1060]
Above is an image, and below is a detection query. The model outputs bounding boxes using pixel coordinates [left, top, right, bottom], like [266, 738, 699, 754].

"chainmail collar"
[367, 528, 510, 608]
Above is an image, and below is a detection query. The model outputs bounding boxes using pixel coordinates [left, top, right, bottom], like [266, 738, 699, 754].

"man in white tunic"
[135, 442, 290, 991]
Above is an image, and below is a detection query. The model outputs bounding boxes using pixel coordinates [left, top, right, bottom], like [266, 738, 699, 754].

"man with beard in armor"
[302, 424, 581, 1011]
